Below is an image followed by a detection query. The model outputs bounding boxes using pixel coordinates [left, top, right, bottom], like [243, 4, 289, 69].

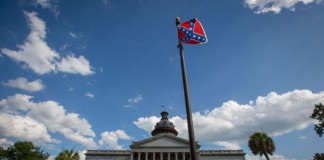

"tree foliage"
[0, 141, 49, 160]
[248, 132, 275, 160]
[55, 149, 80, 160]
[310, 103, 324, 137]
[0, 147, 6, 159]
[313, 153, 324, 160]
[310, 103, 324, 160]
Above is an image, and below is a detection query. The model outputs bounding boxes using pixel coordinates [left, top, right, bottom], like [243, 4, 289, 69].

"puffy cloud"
[0, 138, 13, 148]
[99, 130, 132, 149]
[1, 11, 58, 74]
[213, 141, 241, 150]
[0, 94, 97, 149]
[134, 90, 323, 148]
[0, 94, 33, 114]
[244, 0, 322, 14]
[134, 116, 160, 132]
[2, 77, 45, 92]
[123, 94, 143, 108]
[1, 11, 93, 76]
[56, 55, 93, 75]
[0, 113, 59, 145]
[32, 0, 60, 17]
[62, 130, 97, 149]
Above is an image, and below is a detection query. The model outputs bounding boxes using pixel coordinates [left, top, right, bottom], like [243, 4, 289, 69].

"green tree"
[310, 103, 324, 137]
[0, 141, 49, 160]
[310, 103, 324, 160]
[248, 132, 275, 160]
[313, 153, 324, 160]
[0, 147, 6, 159]
[55, 149, 80, 160]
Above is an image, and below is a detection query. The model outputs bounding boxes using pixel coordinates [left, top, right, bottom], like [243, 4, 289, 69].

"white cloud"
[69, 32, 77, 38]
[123, 94, 143, 108]
[1, 11, 58, 74]
[246, 154, 296, 160]
[244, 0, 322, 14]
[134, 116, 160, 132]
[1, 11, 93, 76]
[99, 130, 132, 149]
[69, 32, 81, 39]
[0, 138, 13, 148]
[0, 94, 98, 149]
[128, 94, 143, 103]
[56, 55, 94, 75]
[213, 141, 241, 150]
[0, 113, 60, 145]
[134, 90, 323, 148]
[32, 0, 60, 17]
[85, 92, 94, 98]
[2, 77, 45, 92]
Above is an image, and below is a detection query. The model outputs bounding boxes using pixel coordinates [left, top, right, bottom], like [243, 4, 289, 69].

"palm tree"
[55, 149, 80, 160]
[248, 132, 275, 160]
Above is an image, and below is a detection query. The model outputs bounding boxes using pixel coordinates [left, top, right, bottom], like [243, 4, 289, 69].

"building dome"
[151, 111, 178, 136]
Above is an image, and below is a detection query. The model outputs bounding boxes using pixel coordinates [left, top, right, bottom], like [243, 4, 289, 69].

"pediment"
[130, 134, 190, 148]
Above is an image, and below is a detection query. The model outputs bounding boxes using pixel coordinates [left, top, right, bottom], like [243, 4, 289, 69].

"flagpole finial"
[176, 17, 180, 27]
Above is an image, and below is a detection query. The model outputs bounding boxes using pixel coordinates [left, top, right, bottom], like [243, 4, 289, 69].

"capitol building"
[85, 111, 245, 160]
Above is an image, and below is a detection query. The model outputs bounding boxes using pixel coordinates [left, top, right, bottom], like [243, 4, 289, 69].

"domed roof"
[151, 111, 178, 136]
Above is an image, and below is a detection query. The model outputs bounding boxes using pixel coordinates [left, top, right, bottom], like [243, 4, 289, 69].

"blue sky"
[0, 0, 324, 159]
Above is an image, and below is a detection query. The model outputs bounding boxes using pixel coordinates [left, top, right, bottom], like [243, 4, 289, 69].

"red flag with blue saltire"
[178, 18, 208, 44]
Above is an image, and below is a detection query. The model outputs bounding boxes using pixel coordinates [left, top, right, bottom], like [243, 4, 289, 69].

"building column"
[153, 152, 156, 160]
[131, 152, 134, 160]
[145, 152, 148, 160]
[168, 152, 170, 160]
[160, 152, 163, 160]
[182, 152, 185, 160]
[175, 152, 178, 160]
[138, 152, 141, 160]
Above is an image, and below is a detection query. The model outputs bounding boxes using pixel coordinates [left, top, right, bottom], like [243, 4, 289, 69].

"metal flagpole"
[176, 17, 197, 160]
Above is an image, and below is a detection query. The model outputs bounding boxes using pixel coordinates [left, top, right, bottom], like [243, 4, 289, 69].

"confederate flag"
[178, 18, 208, 44]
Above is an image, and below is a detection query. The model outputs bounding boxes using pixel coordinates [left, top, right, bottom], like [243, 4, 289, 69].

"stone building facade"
[85, 111, 245, 160]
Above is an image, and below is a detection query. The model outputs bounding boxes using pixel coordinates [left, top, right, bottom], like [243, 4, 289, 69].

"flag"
[178, 18, 208, 44]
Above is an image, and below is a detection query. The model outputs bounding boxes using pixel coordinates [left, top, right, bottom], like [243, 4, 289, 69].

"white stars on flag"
[178, 18, 207, 44]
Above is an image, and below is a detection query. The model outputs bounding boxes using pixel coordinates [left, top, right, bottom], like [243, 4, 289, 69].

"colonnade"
[130, 152, 192, 160]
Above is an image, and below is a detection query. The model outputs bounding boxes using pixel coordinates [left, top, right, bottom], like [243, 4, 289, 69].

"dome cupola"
[151, 111, 178, 136]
